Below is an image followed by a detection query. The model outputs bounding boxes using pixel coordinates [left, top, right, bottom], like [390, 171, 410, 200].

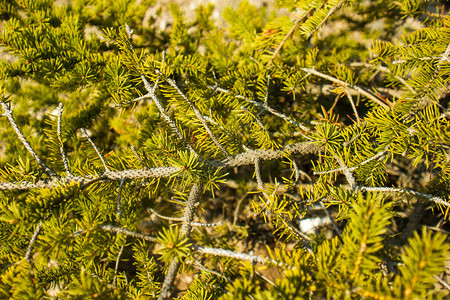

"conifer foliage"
[0, 0, 449, 298]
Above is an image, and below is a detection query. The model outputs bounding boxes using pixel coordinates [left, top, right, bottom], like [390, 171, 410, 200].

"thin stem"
[113, 242, 126, 288]
[302, 68, 390, 108]
[241, 105, 267, 132]
[116, 177, 126, 219]
[56, 103, 72, 177]
[350, 62, 415, 94]
[131, 146, 147, 168]
[99, 225, 157, 243]
[314, 147, 388, 175]
[194, 245, 290, 268]
[254, 157, 266, 193]
[164, 75, 230, 157]
[210, 86, 312, 138]
[434, 275, 450, 291]
[1, 102, 57, 177]
[141, 74, 197, 155]
[24, 221, 43, 262]
[191, 259, 231, 282]
[360, 186, 450, 207]
[319, 201, 342, 237]
[264, 74, 270, 106]
[268, 7, 315, 64]
[307, 0, 345, 38]
[332, 153, 357, 191]
[148, 208, 223, 227]
[80, 128, 110, 172]
[158, 183, 203, 299]
[344, 89, 360, 121]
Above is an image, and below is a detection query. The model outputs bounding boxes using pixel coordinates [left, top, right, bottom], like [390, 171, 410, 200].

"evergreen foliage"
[0, 0, 449, 298]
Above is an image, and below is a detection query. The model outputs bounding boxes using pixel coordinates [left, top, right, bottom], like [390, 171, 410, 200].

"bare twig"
[314, 147, 388, 175]
[113, 242, 126, 288]
[56, 103, 72, 177]
[306, 0, 346, 38]
[210, 86, 312, 138]
[80, 128, 110, 172]
[269, 7, 315, 64]
[158, 183, 203, 299]
[332, 153, 357, 190]
[99, 225, 157, 243]
[302, 68, 390, 108]
[1, 102, 57, 177]
[163, 75, 230, 157]
[360, 186, 450, 207]
[141, 74, 197, 155]
[148, 208, 222, 227]
[24, 221, 43, 262]
[116, 177, 126, 219]
[131, 146, 147, 168]
[344, 89, 360, 121]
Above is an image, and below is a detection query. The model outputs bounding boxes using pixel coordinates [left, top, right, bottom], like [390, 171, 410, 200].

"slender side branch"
[116, 177, 126, 219]
[302, 68, 390, 108]
[241, 105, 267, 132]
[148, 208, 222, 227]
[254, 157, 267, 194]
[56, 103, 72, 177]
[210, 86, 312, 138]
[307, 0, 345, 38]
[159, 183, 203, 299]
[113, 241, 126, 288]
[319, 201, 342, 237]
[191, 259, 231, 282]
[345, 89, 360, 121]
[332, 153, 357, 190]
[1, 102, 57, 177]
[360, 186, 450, 208]
[131, 146, 147, 168]
[194, 245, 291, 268]
[99, 225, 158, 243]
[269, 7, 315, 64]
[80, 128, 110, 172]
[141, 75, 197, 155]
[314, 147, 388, 175]
[24, 221, 43, 262]
[350, 62, 416, 94]
[164, 75, 230, 157]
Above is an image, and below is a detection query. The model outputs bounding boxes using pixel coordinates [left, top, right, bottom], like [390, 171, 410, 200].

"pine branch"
[1, 101, 58, 178]
[302, 68, 391, 108]
[112, 240, 126, 288]
[80, 128, 110, 172]
[0, 142, 321, 190]
[116, 177, 126, 219]
[360, 186, 450, 207]
[332, 153, 357, 190]
[306, 0, 345, 38]
[314, 146, 389, 175]
[344, 89, 360, 121]
[210, 86, 313, 138]
[163, 74, 231, 157]
[141, 74, 198, 156]
[24, 221, 43, 262]
[56, 103, 72, 177]
[99, 225, 158, 243]
[158, 183, 203, 299]
[148, 208, 222, 227]
[268, 6, 315, 64]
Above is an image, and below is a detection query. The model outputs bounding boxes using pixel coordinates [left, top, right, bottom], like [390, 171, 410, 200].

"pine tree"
[0, 0, 449, 299]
